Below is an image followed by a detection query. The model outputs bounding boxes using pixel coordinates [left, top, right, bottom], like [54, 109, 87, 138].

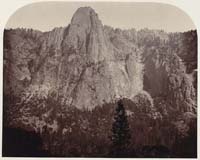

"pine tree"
[111, 99, 131, 157]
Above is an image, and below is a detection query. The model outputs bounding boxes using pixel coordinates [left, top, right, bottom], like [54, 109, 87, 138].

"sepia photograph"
[2, 1, 197, 158]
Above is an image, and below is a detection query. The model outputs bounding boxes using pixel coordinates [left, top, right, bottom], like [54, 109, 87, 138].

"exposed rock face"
[143, 48, 196, 113]
[104, 27, 197, 116]
[62, 7, 112, 63]
[4, 7, 143, 109]
[4, 7, 197, 114]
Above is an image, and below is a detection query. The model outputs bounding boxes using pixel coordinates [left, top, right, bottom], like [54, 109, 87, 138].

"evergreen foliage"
[111, 100, 131, 157]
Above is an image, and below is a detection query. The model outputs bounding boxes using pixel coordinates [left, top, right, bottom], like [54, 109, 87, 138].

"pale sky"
[6, 2, 196, 32]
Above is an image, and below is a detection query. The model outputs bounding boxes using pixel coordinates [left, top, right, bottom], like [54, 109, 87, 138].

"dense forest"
[3, 90, 196, 157]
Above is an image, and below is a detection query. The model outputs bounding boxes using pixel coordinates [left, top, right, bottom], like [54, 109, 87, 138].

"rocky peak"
[62, 6, 112, 63]
[71, 7, 99, 31]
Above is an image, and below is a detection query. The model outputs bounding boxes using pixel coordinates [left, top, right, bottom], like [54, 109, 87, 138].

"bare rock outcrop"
[4, 7, 143, 109]
[143, 47, 196, 114]
[4, 7, 197, 114]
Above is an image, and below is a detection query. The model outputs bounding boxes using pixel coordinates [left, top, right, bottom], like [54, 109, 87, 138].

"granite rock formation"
[4, 7, 144, 109]
[4, 6, 197, 140]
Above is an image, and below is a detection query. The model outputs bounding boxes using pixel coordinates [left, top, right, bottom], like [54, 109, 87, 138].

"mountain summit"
[71, 7, 99, 28]
[60, 7, 143, 108]
[63, 6, 113, 63]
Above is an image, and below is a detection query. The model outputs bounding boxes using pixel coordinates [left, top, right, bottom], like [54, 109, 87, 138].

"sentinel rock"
[4, 7, 196, 114]
[62, 7, 113, 62]
[4, 7, 143, 109]
[59, 7, 143, 108]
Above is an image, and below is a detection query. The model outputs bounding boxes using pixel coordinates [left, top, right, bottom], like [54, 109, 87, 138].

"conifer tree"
[111, 99, 131, 157]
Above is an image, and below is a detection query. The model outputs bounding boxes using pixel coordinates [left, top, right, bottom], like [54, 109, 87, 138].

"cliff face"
[4, 7, 197, 114]
[104, 27, 197, 116]
[4, 7, 144, 109]
[144, 48, 196, 114]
